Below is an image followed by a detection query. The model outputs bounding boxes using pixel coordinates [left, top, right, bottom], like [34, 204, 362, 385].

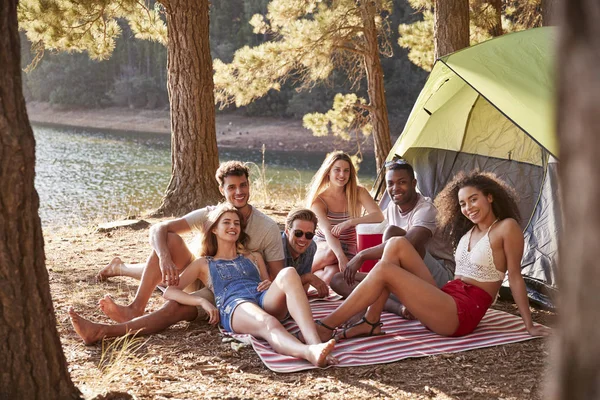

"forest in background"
[19, 0, 428, 125]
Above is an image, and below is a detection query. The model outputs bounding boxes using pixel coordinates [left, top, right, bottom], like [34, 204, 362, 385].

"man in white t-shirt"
[330, 160, 454, 316]
[95, 161, 284, 326]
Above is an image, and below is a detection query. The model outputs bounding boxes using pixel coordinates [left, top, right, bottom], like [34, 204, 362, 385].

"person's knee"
[330, 272, 350, 297]
[371, 260, 396, 278]
[387, 236, 411, 253]
[261, 314, 281, 332]
[163, 300, 197, 322]
[276, 267, 300, 284]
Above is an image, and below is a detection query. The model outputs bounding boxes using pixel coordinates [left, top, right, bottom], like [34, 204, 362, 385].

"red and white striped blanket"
[226, 298, 543, 373]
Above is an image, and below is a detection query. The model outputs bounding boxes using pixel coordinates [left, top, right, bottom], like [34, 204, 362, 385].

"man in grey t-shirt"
[95, 161, 284, 327]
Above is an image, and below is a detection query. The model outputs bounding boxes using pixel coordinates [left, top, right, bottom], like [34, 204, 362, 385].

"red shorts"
[441, 279, 493, 337]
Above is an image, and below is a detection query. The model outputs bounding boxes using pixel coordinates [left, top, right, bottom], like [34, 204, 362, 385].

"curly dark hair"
[434, 170, 521, 249]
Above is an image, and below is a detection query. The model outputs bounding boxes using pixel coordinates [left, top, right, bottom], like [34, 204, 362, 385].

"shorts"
[441, 279, 493, 337]
[219, 290, 269, 333]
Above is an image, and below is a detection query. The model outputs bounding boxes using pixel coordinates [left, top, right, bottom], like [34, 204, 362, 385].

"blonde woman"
[306, 152, 384, 284]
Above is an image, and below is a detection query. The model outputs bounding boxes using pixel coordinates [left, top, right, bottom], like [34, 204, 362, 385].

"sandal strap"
[315, 319, 336, 332]
[360, 316, 382, 328]
[353, 317, 383, 336]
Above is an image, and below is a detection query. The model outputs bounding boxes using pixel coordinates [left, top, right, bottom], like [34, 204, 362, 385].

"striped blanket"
[227, 299, 543, 373]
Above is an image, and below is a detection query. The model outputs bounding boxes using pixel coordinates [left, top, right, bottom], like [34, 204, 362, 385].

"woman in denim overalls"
[164, 203, 337, 368]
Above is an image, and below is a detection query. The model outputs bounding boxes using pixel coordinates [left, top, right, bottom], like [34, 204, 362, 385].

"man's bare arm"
[148, 218, 193, 286]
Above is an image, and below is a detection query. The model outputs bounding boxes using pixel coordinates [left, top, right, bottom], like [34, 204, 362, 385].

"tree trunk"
[542, 0, 558, 26]
[360, 1, 393, 172]
[154, 0, 222, 217]
[551, 0, 600, 398]
[0, 1, 81, 398]
[434, 0, 470, 59]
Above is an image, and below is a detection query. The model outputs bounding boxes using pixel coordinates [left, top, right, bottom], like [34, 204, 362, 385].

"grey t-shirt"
[184, 205, 284, 263]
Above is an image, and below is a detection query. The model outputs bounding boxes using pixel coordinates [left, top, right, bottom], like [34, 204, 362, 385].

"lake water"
[34, 125, 377, 226]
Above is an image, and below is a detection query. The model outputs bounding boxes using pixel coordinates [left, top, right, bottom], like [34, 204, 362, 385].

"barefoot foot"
[98, 295, 140, 323]
[68, 307, 107, 345]
[97, 257, 124, 282]
[306, 339, 337, 367]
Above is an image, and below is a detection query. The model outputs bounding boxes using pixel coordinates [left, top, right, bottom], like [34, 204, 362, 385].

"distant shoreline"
[27, 101, 375, 154]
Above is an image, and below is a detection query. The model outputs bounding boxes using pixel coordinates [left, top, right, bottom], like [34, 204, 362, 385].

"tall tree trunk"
[155, 0, 221, 217]
[542, 0, 558, 26]
[434, 0, 470, 59]
[551, 0, 600, 398]
[0, 1, 81, 398]
[360, 0, 392, 172]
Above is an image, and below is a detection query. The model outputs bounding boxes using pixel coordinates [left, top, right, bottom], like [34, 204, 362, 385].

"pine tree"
[398, 0, 531, 72]
[0, 0, 81, 397]
[214, 0, 395, 170]
[18, 0, 222, 216]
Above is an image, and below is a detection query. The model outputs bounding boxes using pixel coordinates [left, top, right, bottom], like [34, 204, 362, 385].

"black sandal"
[294, 320, 336, 343]
[315, 320, 337, 340]
[339, 316, 384, 340]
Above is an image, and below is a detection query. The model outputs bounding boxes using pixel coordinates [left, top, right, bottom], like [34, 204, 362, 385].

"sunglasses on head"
[384, 157, 409, 168]
[293, 230, 315, 240]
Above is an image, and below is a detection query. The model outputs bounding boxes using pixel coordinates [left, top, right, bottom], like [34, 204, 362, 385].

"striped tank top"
[314, 196, 357, 258]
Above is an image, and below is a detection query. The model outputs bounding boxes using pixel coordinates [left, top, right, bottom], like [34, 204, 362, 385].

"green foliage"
[303, 93, 371, 140]
[398, 11, 434, 72]
[398, 0, 540, 71]
[214, 0, 395, 146]
[18, 0, 166, 61]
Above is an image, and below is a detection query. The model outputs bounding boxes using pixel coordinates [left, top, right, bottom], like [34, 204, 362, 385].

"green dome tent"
[385, 27, 560, 308]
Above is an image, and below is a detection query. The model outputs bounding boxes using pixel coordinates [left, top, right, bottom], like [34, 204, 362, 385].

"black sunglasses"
[293, 230, 315, 240]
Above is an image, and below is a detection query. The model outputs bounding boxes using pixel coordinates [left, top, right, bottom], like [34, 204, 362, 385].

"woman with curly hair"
[70, 204, 337, 367]
[310, 171, 549, 339]
[306, 151, 384, 284]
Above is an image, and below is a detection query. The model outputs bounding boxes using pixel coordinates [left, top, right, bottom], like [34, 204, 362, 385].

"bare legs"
[231, 267, 337, 367]
[99, 233, 193, 322]
[318, 238, 459, 339]
[69, 300, 199, 345]
[97, 257, 145, 281]
[311, 247, 341, 284]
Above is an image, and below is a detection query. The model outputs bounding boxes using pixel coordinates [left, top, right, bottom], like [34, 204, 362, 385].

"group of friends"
[69, 152, 550, 368]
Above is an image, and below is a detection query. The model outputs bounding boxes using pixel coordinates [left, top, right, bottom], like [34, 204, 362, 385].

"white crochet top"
[454, 220, 506, 282]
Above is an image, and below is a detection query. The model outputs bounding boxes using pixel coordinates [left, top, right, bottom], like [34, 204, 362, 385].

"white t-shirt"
[184, 205, 284, 263]
[384, 194, 454, 271]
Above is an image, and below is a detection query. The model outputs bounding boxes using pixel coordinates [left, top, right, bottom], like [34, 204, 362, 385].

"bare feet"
[305, 339, 337, 367]
[68, 307, 106, 345]
[97, 257, 124, 282]
[99, 294, 140, 323]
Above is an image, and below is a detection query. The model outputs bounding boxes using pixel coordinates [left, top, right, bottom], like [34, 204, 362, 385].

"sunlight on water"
[34, 125, 376, 227]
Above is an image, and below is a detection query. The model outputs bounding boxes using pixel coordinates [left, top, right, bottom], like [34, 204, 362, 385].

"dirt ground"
[46, 210, 556, 400]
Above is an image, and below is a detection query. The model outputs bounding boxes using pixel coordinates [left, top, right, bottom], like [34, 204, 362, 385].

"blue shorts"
[219, 290, 269, 333]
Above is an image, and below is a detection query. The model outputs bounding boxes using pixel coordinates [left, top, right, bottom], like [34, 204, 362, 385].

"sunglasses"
[293, 230, 315, 240]
[384, 157, 409, 168]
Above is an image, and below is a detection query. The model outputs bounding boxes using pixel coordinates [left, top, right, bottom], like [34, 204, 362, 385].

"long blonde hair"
[199, 203, 249, 257]
[305, 151, 361, 218]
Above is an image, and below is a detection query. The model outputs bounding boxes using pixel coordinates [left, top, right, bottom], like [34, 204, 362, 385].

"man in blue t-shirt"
[282, 209, 328, 298]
